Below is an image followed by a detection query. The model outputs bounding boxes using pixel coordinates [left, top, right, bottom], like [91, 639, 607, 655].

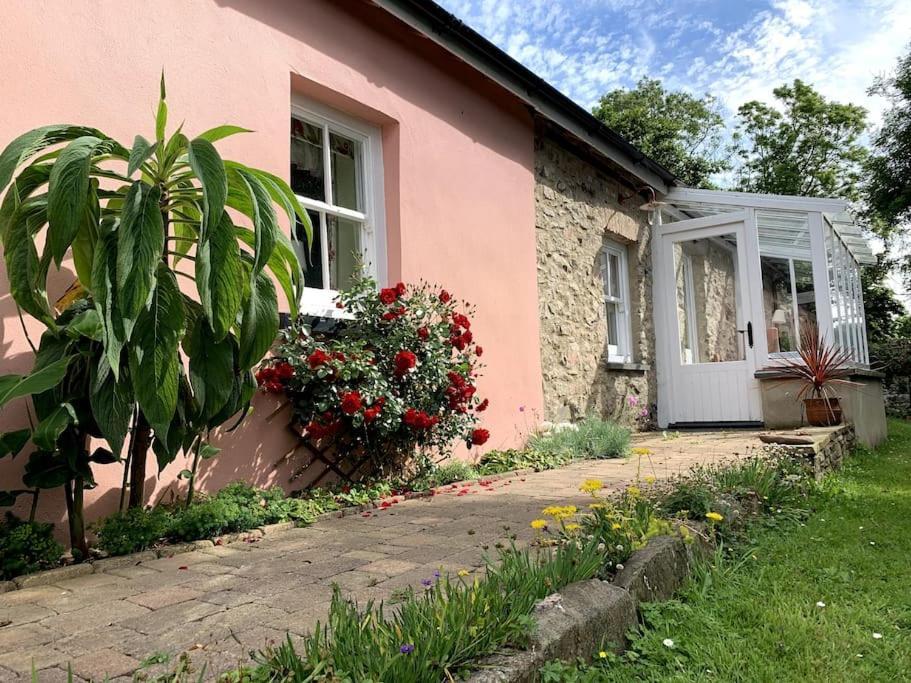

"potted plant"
[778, 325, 854, 426]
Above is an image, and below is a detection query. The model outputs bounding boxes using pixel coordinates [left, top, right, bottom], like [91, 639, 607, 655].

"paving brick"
[0, 645, 68, 674]
[92, 551, 158, 572]
[71, 648, 142, 679]
[356, 558, 420, 577]
[38, 600, 150, 635]
[126, 586, 202, 610]
[13, 564, 92, 590]
[0, 602, 57, 626]
[0, 585, 69, 608]
[118, 599, 224, 635]
[0, 623, 56, 650]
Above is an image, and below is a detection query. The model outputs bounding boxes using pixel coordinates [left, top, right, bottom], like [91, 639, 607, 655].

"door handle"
[747, 321, 754, 348]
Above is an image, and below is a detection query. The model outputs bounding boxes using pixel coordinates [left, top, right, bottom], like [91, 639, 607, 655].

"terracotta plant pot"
[804, 397, 843, 426]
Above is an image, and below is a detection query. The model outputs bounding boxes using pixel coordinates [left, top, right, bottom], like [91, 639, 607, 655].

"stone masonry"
[534, 135, 655, 427]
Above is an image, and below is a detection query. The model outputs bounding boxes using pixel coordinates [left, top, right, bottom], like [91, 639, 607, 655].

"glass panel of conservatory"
[793, 260, 817, 344]
[761, 256, 796, 353]
[674, 235, 743, 364]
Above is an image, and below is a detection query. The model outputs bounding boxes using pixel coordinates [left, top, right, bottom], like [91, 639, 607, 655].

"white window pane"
[290, 118, 325, 202]
[327, 215, 362, 291]
[330, 131, 363, 212]
[761, 255, 795, 353]
[608, 253, 620, 298]
[297, 209, 324, 289]
[606, 302, 619, 347]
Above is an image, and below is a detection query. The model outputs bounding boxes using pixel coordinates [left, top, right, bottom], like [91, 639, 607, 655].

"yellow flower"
[530, 519, 548, 530]
[598, 651, 608, 659]
[588, 503, 606, 510]
[611, 523, 622, 530]
[631, 447, 652, 456]
[706, 512, 724, 522]
[678, 525, 691, 539]
[579, 479, 603, 494]
[457, 569, 470, 577]
[544, 505, 577, 521]
[626, 486, 641, 497]
[542, 506, 563, 517]
[644, 475, 656, 485]
[564, 523, 581, 532]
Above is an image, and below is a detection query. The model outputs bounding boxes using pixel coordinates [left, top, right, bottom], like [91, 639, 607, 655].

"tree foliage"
[0, 79, 306, 552]
[592, 78, 729, 188]
[733, 79, 868, 200]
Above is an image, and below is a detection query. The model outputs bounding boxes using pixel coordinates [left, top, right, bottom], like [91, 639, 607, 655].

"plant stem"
[185, 436, 203, 508]
[128, 412, 152, 509]
[120, 406, 139, 512]
[71, 474, 88, 560]
[28, 489, 39, 523]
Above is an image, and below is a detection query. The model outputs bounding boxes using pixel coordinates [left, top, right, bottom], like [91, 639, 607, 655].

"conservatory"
[650, 188, 884, 442]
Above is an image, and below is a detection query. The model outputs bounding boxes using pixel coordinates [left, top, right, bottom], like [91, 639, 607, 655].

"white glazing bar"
[322, 123, 333, 207]
[856, 261, 870, 364]
[788, 257, 800, 345]
[319, 212, 330, 290]
[808, 212, 836, 348]
[842, 241, 860, 361]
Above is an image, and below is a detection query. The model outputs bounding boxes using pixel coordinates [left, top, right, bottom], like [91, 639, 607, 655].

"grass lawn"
[544, 419, 911, 682]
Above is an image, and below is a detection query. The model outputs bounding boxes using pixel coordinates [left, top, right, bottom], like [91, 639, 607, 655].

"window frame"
[290, 97, 386, 317]
[601, 239, 633, 363]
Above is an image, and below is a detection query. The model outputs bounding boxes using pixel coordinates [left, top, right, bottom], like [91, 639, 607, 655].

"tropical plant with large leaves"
[0, 77, 308, 531]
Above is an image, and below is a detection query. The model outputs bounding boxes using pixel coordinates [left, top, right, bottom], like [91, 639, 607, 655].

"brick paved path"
[0, 430, 763, 681]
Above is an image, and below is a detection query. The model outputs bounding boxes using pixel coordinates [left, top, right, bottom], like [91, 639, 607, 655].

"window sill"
[603, 360, 649, 372]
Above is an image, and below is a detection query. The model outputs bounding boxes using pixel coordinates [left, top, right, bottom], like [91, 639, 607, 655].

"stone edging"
[0, 469, 537, 593]
[467, 534, 709, 682]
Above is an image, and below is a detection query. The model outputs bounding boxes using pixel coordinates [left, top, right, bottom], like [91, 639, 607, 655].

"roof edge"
[370, 0, 675, 193]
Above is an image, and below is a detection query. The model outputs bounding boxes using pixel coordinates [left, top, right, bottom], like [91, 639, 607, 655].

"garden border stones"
[468, 534, 709, 682]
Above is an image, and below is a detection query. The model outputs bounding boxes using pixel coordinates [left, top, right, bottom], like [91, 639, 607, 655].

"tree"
[0, 79, 306, 552]
[861, 256, 907, 344]
[866, 43, 911, 290]
[733, 79, 868, 200]
[592, 78, 729, 188]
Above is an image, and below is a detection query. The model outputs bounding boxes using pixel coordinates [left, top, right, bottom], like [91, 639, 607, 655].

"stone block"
[613, 535, 691, 604]
[13, 563, 92, 589]
[92, 551, 157, 572]
[71, 648, 142, 680]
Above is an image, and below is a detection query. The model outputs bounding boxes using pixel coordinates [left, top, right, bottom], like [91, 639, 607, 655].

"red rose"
[460, 330, 473, 346]
[307, 349, 331, 369]
[452, 312, 471, 330]
[447, 371, 466, 387]
[364, 405, 381, 423]
[255, 366, 275, 385]
[274, 362, 295, 381]
[395, 281, 407, 296]
[475, 346, 483, 357]
[379, 287, 398, 305]
[470, 428, 490, 446]
[340, 391, 363, 415]
[450, 334, 467, 351]
[439, 289, 451, 303]
[417, 326, 430, 340]
[393, 350, 417, 376]
[264, 381, 283, 394]
[476, 398, 489, 412]
[335, 301, 344, 309]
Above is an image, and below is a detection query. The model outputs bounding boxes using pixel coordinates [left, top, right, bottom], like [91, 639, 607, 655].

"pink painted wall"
[0, 0, 543, 536]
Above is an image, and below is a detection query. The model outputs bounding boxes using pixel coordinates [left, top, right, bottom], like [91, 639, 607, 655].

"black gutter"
[370, 0, 678, 191]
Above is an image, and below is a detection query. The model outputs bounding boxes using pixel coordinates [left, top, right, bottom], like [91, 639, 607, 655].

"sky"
[438, 0, 911, 305]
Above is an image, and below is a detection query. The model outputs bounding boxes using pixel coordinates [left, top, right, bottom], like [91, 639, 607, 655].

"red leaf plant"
[776, 324, 855, 401]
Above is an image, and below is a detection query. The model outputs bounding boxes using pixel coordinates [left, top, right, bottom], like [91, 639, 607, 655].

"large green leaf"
[127, 135, 157, 176]
[0, 163, 51, 242]
[32, 402, 76, 451]
[129, 266, 184, 440]
[116, 181, 164, 336]
[90, 358, 133, 455]
[65, 308, 103, 341]
[46, 136, 111, 266]
[156, 75, 168, 143]
[0, 429, 31, 459]
[71, 179, 100, 289]
[207, 369, 256, 430]
[187, 318, 236, 420]
[197, 125, 251, 143]
[92, 224, 125, 377]
[196, 211, 243, 340]
[4, 197, 54, 325]
[233, 167, 277, 279]
[0, 356, 72, 409]
[23, 450, 71, 490]
[245, 167, 312, 247]
[188, 138, 226, 242]
[238, 269, 278, 371]
[235, 226, 299, 317]
[0, 124, 103, 194]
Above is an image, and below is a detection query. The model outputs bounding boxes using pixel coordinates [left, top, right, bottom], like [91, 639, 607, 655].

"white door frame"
[653, 209, 767, 426]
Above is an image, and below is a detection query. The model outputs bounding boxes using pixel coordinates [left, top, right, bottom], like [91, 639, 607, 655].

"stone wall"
[534, 135, 656, 428]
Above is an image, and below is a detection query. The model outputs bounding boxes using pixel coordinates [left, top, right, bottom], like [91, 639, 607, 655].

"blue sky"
[437, 0, 911, 126]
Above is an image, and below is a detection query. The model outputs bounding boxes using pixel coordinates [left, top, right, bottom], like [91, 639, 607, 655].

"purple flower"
[433, 570, 441, 578]
[519, 405, 525, 412]
[421, 578, 433, 587]
[639, 408, 649, 417]
[400, 644, 415, 654]
[627, 395, 640, 407]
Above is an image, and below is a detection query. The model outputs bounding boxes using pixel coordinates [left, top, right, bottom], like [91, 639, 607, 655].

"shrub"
[477, 448, 551, 474]
[260, 277, 490, 480]
[247, 541, 604, 681]
[94, 507, 172, 556]
[0, 514, 62, 580]
[411, 460, 479, 490]
[528, 417, 630, 463]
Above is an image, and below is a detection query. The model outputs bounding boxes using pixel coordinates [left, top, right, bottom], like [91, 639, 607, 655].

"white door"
[656, 211, 764, 425]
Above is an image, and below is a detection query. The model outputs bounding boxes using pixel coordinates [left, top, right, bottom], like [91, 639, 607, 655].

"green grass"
[543, 419, 911, 682]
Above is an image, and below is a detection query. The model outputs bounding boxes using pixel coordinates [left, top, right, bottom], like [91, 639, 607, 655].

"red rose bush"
[256, 278, 490, 478]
